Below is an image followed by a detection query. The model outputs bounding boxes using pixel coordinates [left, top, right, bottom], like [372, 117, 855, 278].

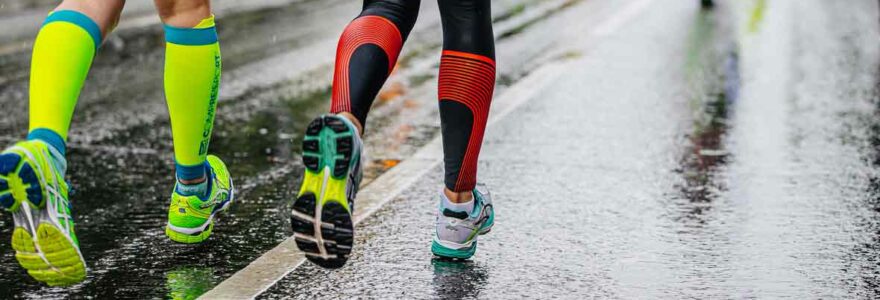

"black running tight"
[329, 0, 495, 192]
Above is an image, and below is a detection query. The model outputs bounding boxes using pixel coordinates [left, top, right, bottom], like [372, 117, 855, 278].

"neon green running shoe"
[291, 114, 362, 269]
[0, 140, 86, 286]
[165, 155, 234, 244]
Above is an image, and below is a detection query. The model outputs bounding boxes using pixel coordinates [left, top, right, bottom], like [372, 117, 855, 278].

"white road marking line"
[592, 0, 655, 37]
[199, 0, 655, 298]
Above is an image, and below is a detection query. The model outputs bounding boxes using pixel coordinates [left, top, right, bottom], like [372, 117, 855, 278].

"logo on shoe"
[200, 190, 228, 209]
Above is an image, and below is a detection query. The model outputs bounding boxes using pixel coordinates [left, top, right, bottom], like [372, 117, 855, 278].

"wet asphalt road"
[265, 0, 880, 298]
[2, 0, 880, 298]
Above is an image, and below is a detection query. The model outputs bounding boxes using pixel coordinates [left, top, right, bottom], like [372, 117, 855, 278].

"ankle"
[336, 112, 363, 136]
[27, 128, 67, 156]
[176, 175, 209, 198]
[443, 188, 473, 203]
[176, 161, 209, 183]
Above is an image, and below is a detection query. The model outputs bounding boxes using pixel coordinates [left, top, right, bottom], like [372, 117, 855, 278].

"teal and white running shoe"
[0, 140, 86, 286]
[166, 155, 235, 244]
[291, 114, 362, 269]
[431, 184, 494, 260]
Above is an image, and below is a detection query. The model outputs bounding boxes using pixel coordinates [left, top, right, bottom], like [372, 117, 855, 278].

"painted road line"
[200, 0, 655, 298]
[593, 0, 655, 37]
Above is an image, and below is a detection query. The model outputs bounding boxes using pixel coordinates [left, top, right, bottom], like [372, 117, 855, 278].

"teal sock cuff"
[175, 165, 213, 200]
[44, 10, 102, 50]
[164, 24, 218, 45]
[27, 128, 66, 156]
[176, 161, 208, 181]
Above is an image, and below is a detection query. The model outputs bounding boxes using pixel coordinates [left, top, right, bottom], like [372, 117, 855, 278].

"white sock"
[439, 188, 474, 213]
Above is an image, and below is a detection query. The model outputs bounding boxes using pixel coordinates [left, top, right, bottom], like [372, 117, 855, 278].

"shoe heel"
[291, 193, 317, 237]
[315, 201, 353, 268]
[166, 223, 214, 244]
[12, 219, 87, 286]
[15, 224, 86, 286]
[291, 193, 320, 254]
[291, 193, 355, 269]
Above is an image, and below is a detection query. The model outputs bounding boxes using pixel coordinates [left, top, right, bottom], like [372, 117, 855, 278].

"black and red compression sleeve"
[330, 0, 420, 128]
[437, 0, 496, 192]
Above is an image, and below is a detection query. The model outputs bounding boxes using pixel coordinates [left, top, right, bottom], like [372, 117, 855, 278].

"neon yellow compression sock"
[163, 15, 222, 181]
[27, 10, 102, 155]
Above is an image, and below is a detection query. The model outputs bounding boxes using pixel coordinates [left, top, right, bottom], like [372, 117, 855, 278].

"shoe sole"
[431, 240, 477, 259]
[0, 151, 86, 286]
[291, 115, 355, 269]
[165, 156, 235, 244]
[166, 222, 215, 244]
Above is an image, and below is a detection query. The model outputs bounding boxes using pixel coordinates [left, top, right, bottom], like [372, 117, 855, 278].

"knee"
[438, 0, 494, 57]
[360, 0, 420, 39]
[155, 0, 211, 27]
[54, 0, 124, 37]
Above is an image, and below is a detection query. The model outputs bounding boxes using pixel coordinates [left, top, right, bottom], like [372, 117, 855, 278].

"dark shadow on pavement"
[431, 257, 489, 300]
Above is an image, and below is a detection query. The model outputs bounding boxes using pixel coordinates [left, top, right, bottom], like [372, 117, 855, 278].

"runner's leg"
[330, 0, 421, 133]
[431, 0, 497, 260]
[155, 0, 235, 244]
[154, 0, 219, 190]
[28, 0, 123, 154]
[291, 0, 421, 268]
[437, 0, 495, 202]
[4, 0, 123, 286]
